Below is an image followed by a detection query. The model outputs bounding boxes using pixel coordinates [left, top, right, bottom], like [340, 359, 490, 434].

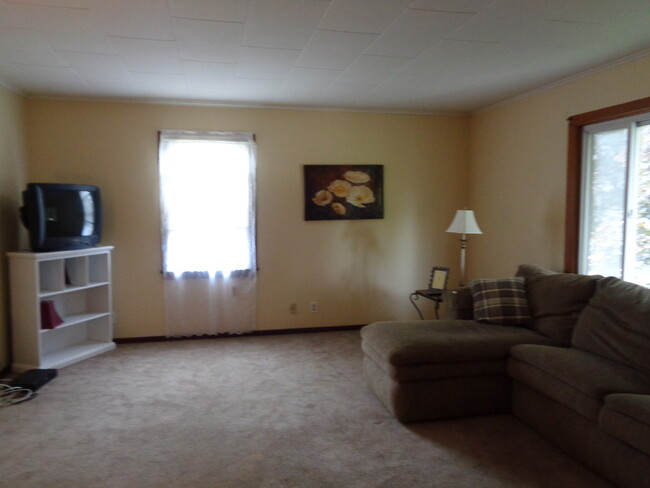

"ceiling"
[1, 0, 650, 114]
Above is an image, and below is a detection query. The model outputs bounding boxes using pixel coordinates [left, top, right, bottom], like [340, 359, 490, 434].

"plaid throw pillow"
[470, 277, 531, 326]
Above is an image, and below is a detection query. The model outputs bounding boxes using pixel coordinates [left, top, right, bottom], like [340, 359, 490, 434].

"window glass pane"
[584, 128, 628, 277]
[633, 124, 650, 286]
[159, 135, 255, 276]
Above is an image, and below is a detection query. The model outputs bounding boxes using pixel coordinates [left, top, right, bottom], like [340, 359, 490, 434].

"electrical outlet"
[289, 303, 297, 314]
[310, 301, 317, 313]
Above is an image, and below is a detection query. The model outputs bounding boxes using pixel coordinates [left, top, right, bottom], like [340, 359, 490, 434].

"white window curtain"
[159, 130, 257, 337]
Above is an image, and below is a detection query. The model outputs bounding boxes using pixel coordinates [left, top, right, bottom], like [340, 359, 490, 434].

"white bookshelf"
[7, 246, 115, 372]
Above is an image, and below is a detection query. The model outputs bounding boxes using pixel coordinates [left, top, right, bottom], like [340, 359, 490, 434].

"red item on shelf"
[40, 301, 64, 329]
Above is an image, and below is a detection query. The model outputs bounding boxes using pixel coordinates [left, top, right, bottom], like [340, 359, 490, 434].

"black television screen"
[21, 183, 102, 252]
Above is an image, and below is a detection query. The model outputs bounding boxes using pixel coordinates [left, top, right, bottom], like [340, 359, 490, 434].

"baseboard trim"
[114, 324, 366, 344]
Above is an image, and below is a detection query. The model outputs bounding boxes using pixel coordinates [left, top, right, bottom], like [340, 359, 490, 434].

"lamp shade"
[446, 210, 482, 234]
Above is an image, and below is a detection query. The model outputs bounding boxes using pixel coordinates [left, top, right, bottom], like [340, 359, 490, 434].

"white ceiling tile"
[410, 0, 495, 13]
[33, 4, 97, 32]
[173, 19, 244, 63]
[90, 0, 174, 40]
[129, 72, 188, 98]
[181, 85, 236, 101]
[43, 31, 115, 54]
[532, 0, 648, 24]
[228, 77, 285, 102]
[42, 29, 115, 55]
[448, 0, 541, 43]
[280, 67, 341, 93]
[368, 76, 433, 99]
[0, 63, 86, 92]
[337, 55, 411, 85]
[323, 81, 375, 98]
[0, 2, 45, 29]
[45, 12, 116, 55]
[575, 17, 650, 58]
[1, 0, 650, 112]
[0, 3, 114, 54]
[57, 51, 133, 83]
[237, 47, 301, 79]
[110, 38, 182, 74]
[517, 19, 609, 49]
[244, 0, 329, 49]
[77, 79, 138, 92]
[366, 9, 474, 58]
[8, 0, 91, 6]
[0, 27, 67, 66]
[319, 81, 376, 107]
[403, 40, 514, 78]
[318, 0, 412, 34]
[78, 80, 179, 99]
[181, 60, 237, 93]
[480, 48, 609, 99]
[297, 30, 377, 70]
[168, 0, 249, 22]
[184, 78, 235, 98]
[234, 78, 286, 91]
[0, 2, 88, 31]
[181, 59, 237, 80]
[449, 16, 530, 43]
[130, 71, 186, 85]
[373, 70, 504, 111]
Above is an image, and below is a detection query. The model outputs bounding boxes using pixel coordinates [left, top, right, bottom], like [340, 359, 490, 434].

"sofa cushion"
[572, 276, 650, 375]
[515, 264, 599, 344]
[599, 394, 650, 456]
[362, 339, 506, 382]
[360, 320, 556, 367]
[508, 344, 650, 421]
[470, 277, 531, 326]
[363, 355, 512, 422]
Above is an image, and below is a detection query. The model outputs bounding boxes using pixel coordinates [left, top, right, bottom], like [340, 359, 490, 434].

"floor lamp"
[446, 209, 483, 287]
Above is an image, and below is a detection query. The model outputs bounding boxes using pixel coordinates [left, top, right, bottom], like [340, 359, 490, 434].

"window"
[158, 131, 256, 277]
[566, 97, 650, 286]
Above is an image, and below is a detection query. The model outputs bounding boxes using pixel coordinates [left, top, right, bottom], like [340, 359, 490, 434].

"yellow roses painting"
[304, 165, 384, 220]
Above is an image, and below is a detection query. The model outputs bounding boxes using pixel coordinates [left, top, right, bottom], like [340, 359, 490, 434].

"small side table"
[409, 289, 443, 320]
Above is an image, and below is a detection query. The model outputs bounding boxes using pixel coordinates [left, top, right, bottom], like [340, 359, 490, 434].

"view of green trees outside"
[585, 129, 627, 278]
[584, 122, 650, 287]
[636, 125, 650, 285]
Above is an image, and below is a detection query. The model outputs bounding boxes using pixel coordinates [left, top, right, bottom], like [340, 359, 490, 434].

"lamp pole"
[458, 233, 468, 287]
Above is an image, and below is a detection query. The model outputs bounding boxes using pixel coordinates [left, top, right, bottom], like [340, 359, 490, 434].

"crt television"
[20, 183, 102, 252]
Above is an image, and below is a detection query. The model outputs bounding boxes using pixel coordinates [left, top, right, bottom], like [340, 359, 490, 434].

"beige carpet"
[0, 331, 613, 488]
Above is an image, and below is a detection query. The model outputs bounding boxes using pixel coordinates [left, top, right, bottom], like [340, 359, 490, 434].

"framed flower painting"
[303, 165, 384, 220]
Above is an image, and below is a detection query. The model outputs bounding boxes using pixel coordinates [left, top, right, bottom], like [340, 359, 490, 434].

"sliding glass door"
[581, 115, 650, 286]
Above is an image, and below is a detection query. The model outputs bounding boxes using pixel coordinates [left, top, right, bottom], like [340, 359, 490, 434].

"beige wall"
[0, 86, 25, 370]
[9, 52, 650, 347]
[24, 100, 469, 338]
[468, 54, 650, 279]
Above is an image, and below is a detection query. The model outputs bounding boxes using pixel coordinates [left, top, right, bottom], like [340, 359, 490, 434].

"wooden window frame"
[564, 96, 650, 272]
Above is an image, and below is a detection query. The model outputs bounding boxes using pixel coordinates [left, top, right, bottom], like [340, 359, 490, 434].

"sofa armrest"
[600, 394, 650, 456]
[443, 288, 474, 320]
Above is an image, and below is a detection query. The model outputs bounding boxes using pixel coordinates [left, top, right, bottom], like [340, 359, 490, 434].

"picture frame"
[428, 266, 450, 293]
[303, 164, 384, 221]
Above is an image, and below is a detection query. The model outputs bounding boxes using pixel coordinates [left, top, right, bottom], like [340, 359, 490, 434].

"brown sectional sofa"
[360, 265, 650, 488]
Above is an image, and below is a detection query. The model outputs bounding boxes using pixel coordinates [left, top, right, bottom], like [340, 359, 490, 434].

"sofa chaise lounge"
[360, 265, 650, 488]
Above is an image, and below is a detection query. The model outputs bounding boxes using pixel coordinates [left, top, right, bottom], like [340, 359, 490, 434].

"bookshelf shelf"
[8, 246, 115, 372]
